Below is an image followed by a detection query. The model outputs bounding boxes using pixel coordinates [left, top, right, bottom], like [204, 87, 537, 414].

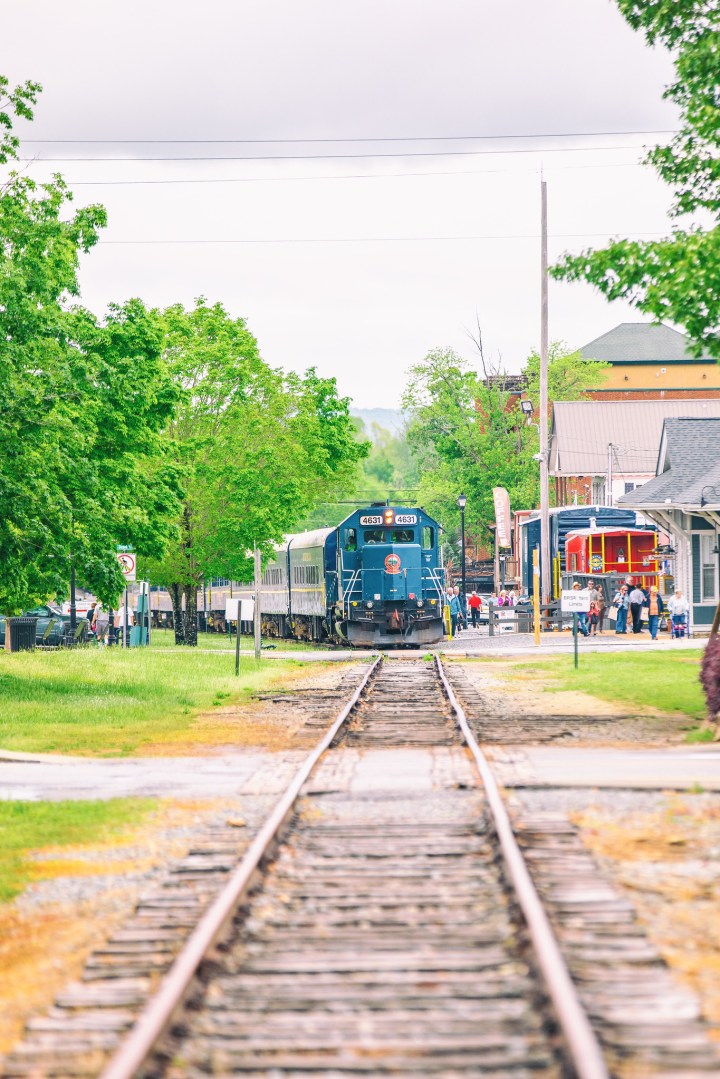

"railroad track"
[3, 657, 718, 1078]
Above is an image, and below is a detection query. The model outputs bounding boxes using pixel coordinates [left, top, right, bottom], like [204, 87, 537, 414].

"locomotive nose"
[360, 542, 422, 603]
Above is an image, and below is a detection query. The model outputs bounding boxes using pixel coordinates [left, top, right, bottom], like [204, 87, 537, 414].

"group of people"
[85, 600, 135, 644]
[444, 586, 521, 637]
[572, 578, 689, 640]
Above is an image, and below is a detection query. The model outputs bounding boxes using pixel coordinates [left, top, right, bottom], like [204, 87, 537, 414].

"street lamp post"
[457, 493, 467, 614]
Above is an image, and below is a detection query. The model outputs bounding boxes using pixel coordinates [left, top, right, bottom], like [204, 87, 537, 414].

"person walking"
[667, 589, 690, 638]
[93, 603, 110, 644]
[628, 584, 646, 634]
[647, 585, 665, 640]
[572, 581, 589, 636]
[612, 584, 630, 634]
[453, 585, 466, 632]
[587, 579, 604, 636]
[468, 591, 482, 628]
[449, 590, 463, 638]
[115, 600, 135, 647]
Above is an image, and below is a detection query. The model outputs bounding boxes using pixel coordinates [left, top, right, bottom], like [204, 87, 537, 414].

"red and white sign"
[492, 487, 512, 548]
[384, 553, 402, 574]
[116, 552, 137, 582]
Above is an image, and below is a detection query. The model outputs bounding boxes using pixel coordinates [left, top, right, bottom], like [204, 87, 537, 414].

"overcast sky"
[4, 0, 679, 408]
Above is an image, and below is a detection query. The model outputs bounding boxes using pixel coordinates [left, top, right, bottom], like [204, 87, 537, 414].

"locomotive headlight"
[366, 601, 374, 609]
[383, 508, 394, 525]
[417, 599, 424, 608]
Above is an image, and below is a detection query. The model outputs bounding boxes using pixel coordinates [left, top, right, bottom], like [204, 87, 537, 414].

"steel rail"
[100, 653, 383, 1079]
[435, 655, 609, 1079]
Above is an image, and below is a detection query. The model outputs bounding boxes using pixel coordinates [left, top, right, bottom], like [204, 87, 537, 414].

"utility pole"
[606, 443, 614, 507]
[539, 179, 551, 606]
[253, 546, 262, 662]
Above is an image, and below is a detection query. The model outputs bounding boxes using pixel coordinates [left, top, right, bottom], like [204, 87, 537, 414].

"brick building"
[580, 322, 720, 400]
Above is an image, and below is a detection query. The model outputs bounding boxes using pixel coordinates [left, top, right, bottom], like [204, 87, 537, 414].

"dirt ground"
[0, 798, 231, 1055]
[456, 658, 693, 744]
[136, 660, 362, 755]
[573, 795, 720, 1044]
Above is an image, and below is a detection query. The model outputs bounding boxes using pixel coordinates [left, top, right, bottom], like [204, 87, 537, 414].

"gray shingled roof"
[617, 418, 720, 507]
[580, 322, 712, 364]
[550, 399, 720, 476]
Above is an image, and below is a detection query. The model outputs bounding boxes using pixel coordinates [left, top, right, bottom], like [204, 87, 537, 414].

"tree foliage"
[402, 343, 609, 547]
[145, 300, 367, 643]
[0, 76, 181, 612]
[553, 0, 720, 357]
[300, 419, 420, 531]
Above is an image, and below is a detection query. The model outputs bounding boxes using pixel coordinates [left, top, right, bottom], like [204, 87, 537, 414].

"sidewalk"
[438, 626, 702, 657]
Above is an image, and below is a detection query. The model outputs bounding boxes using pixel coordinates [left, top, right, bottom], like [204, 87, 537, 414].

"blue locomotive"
[259, 505, 445, 647]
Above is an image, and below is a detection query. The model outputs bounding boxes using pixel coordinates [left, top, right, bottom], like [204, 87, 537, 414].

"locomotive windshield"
[363, 528, 416, 543]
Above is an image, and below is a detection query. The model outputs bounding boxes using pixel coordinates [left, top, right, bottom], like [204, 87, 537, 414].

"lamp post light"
[456, 492, 467, 613]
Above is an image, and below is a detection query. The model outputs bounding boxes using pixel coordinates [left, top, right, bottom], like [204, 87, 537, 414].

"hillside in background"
[351, 408, 406, 440]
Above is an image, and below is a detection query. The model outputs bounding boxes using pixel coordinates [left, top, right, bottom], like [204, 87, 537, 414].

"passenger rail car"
[260, 506, 445, 647]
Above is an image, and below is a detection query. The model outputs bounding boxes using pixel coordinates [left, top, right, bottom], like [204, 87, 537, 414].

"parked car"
[0, 605, 88, 648]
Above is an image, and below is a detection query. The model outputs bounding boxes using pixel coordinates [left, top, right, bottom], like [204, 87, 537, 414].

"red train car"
[565, 527, 658, 587]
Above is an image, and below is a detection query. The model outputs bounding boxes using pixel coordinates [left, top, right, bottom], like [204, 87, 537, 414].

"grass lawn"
[0, 648, 334, 756]
[0, 798, 156, 904]
[508, 649, 707, 726]
[149, 628, 335, 652]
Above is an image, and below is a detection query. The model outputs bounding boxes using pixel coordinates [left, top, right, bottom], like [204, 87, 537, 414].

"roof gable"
[617, 417, 720, 507]
[579, 322, 711, 364]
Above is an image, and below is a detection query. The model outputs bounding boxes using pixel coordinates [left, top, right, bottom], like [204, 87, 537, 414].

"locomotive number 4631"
[394, 514, 417, 525]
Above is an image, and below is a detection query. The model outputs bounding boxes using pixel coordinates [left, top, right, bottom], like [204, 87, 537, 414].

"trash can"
[515, 602, 532, 634]
[8, 616, 38, 652]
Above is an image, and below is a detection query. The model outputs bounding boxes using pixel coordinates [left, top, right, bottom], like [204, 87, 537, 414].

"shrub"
[699, 634, 720, 720]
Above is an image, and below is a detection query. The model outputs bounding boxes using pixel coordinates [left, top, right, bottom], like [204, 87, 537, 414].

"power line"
[20, 128, 678, 145]
[97, 231, 668, 246]
[17, 143, 664, 164]
[62, 161, 645, 187]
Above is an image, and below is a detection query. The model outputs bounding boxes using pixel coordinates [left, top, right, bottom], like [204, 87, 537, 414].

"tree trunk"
[170, 584, 185, 645]
[183, 584, 198, 647]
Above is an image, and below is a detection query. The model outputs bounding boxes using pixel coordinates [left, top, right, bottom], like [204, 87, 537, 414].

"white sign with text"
[560, 589, 591, 613]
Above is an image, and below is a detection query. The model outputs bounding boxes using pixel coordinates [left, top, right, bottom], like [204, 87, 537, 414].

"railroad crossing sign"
[116, 551, 137, 582]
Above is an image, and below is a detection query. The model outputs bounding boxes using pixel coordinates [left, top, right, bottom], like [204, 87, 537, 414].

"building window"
[591, 478, 605, 503]
[624, 482, 636, 494]
[700, 534, 718, 602]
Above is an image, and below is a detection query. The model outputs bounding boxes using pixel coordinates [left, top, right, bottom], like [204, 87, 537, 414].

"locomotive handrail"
[343, 567, 362, 619]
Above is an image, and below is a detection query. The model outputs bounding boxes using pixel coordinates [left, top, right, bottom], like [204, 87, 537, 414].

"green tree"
[523, 344, 610, 405]
[146, 300, 367, 644]
[0, 76, 182, 613]
[299, 420, 420, 530]
[553, 1, 720, 358]
[402, 343, 609, 550]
